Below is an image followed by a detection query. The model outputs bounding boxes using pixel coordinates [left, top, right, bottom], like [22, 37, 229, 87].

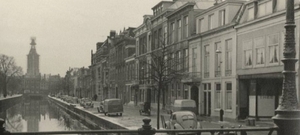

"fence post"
[138, 118, 156, 135]
[0, 118, 9, 134]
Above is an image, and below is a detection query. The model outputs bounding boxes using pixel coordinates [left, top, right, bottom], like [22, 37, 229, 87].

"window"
[192, 48, 197, 72]
[225, 39, 232, 76]
[258, 1, 272, 17]
[183, 49, 188, 72]
[255, 37, 265, 66]
[215, 42, 221, 77]
[219, 10, 225, 26]
[277, 0, 285, 11]
[243, 41, 253, 67]
[178, 19, 182, 41]
[225, 82, 232, 110]
[269, 34, 279, 64]
[215, 83, 221, 109]
[177, 51, 181, 70]
[204, 45, 210, 78]
[184, 16, 188, 38]
[198, 18, 203, 33]
[170, 22, 175, 43]
[208, 14, 214, 30]
[248, 7, 254, 21]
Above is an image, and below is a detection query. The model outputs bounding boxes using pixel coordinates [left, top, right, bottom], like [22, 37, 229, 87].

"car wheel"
[104, 112, 107, 116]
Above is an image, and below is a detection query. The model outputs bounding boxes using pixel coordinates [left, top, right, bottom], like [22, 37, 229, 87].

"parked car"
[103, 98, 123, 116]
[168, 99, 197, 114]
[162, 111, 201, 135]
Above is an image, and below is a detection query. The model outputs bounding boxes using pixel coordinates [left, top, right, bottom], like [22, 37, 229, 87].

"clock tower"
[26, 37, 40, 77]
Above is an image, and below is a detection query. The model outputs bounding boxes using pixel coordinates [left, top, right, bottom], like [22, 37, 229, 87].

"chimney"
[110, 30, 116, 38]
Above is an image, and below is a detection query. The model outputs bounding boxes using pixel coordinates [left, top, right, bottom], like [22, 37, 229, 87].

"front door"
[191, 86, 199, 115]
[203, 83, 211, 116]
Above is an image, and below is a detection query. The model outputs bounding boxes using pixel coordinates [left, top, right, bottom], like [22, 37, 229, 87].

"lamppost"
[272, 0, 300, 134]
[216, 49, 224, 122]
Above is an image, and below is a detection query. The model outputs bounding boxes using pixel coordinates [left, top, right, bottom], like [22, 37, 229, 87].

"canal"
[0, 97, 99, 133]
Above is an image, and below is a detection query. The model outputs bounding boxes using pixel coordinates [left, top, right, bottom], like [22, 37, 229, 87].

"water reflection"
[1, 97, 91, 132]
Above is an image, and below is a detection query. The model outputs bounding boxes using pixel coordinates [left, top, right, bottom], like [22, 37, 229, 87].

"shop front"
[238, 73, 282, 120]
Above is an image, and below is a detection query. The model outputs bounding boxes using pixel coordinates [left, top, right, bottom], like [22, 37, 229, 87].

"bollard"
[0, 118, 10, 134]
[138, 118, 156, 135]
[220, 109, 224, 122]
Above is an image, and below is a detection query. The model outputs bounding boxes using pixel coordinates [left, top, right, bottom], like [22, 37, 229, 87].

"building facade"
[235, 0, 300, 119]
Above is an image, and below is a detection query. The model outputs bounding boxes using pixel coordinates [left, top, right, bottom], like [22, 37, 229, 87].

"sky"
[0, 0, 167, 76]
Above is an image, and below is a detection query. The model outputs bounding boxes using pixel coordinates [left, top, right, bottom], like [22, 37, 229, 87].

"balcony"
[181, 72, 201, 84]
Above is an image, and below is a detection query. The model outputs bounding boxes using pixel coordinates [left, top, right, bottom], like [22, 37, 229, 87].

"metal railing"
[1, 118, 278, 135]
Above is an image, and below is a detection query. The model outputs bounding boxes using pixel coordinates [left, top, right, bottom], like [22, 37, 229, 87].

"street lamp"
[272, 0, 300, 135]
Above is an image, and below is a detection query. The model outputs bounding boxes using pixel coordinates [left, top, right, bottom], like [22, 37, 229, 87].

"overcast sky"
[0, 0, 166, 76]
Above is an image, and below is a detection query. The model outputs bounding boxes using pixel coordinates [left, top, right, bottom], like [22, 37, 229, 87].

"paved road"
[82, 103, 277, 135]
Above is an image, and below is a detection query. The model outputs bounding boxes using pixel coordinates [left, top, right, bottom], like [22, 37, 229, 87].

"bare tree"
[0, 54, 23, 97]
[141, 38, 187, 129]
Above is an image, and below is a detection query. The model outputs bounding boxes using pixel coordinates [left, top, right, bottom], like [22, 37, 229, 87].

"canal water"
[0, 97, 98, 133]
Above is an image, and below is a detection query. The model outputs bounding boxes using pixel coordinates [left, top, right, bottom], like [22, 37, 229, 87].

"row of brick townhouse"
[87, 0, 300, 120]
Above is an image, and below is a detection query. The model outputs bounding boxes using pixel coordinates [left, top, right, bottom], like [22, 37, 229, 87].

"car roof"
[172, 111, 195, 115]
[105, 98, 121, 101]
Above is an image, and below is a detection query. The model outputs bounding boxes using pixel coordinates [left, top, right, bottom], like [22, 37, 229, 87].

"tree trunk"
[157, 83, 161, 129]
[162, 89, 166, 110]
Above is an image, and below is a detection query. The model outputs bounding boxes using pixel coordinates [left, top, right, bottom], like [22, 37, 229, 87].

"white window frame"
[243, 40, 253, 68]
[254, 37, 265, 67]
[268, 33, 280, 65]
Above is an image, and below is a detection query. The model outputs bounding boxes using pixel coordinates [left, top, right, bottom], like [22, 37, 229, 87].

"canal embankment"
[48, 96, 130, 130]
[0, 95, 22, 113]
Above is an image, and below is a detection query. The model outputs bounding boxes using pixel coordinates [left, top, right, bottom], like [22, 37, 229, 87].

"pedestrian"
[93, 94, 98, 101]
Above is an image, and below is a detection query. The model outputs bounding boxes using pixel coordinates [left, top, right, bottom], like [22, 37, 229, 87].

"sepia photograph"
[0, 0, 299, 135]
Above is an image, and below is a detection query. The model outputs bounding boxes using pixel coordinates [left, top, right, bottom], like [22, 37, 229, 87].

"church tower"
[26, 37, 40, 77]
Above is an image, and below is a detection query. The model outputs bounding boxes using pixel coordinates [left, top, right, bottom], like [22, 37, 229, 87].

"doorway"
[203, 83, 211, 116]
[191, 85, 199, 115]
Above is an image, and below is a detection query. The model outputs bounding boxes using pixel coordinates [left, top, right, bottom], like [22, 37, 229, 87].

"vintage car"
[163, 111, 201, 135]
[103, 98, 123, 116]
[168, 99, 197, 114]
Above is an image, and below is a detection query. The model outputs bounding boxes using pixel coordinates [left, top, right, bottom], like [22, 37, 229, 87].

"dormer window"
[219, 9, 225, 26]
[258, 0, 272, 17]
[277, 0, 285, 11]
[208, 14, 214, 30]
[247, 7, 255, 21]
